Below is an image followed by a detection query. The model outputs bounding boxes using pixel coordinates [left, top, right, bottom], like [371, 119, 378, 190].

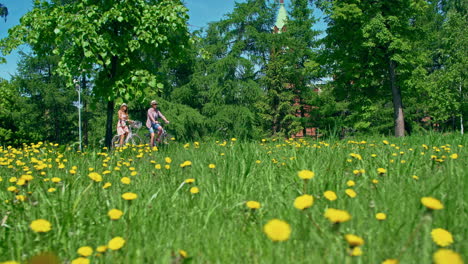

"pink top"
[146, 108, 166, 129]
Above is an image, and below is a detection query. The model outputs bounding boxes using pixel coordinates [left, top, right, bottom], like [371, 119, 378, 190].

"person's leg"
[119, 134, 125, 146]
[156, 126, 163, 142]
[149, 126, 155, 147]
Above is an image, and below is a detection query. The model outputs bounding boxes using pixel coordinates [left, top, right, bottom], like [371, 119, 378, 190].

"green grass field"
[0, 135, 466, 264]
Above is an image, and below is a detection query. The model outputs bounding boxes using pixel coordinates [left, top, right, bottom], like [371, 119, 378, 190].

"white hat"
[121, 103, 127, 107]
[151, 100, 158, 105]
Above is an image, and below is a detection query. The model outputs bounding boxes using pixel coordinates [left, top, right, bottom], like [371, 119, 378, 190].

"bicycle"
[111, 120, 143, 149]
[146, 124, 171, 147]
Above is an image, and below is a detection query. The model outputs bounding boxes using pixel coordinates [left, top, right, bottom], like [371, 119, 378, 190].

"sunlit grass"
[0, 135, 466, 263]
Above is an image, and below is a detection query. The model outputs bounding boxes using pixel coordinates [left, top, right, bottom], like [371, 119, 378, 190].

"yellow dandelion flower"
[208, 164, 216, 169]
[77, 246, 93, 257]
[421, 197, 444, 210]
[165, 165, 170, 170]
[155, 164, 161, 170]
[382, 259, 399, 264]
[433, 249, 463, 264]
[350, 247, 363, 256]
[15, 195, 26, 202]
[345, 189, 357, 198]
[190, 187, 199, 194]
[108, 209, 124, 220]
[30, 219, 52, 233]
[71, 257, 90, 264]
[383, 140, 389, 145]
[179, 250, 188, 258]
[165, 157, 172, 163]
[324, 191, 337, 201]
[96, 245, 108, 253]
[377, 168, 387, 174]
[130, 171, 138, 176]
[450, 153, 458, 159]
[431, 228, 454, 247]
[108, 236, 125, 251]
[376, 213, 387, 220]
[51, 177, 61, 183]
[121, 192, 138, 201]
[372, 179, 379, 184]
[88, 172, 102, 182]
[293, 194, 314, 210]
[263, 219, 291, 242]
[346, 180, 355, 187]
[120, 177, 131, 184]
[412, 175, 419, 180]
[324, 208, 351, 223]
[103, 170, 111, 175]
[231, 138, 237, 142]
[256, 160, 261, 164]
[48, 188, 56, 193]
[7, 186, 17, 192]
[184, 178, 195, 184]
[352, 170, 360, 175]
[246, 201, 261, 209]
[298, 170, 314, 180]
[345, 234, 364, 247]
[103, 182, 112, 189]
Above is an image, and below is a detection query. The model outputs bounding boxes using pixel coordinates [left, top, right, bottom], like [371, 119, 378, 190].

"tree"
[317, 0, 428, 137]
[0, 3, 7, 22]
[1, 0, 190, 147]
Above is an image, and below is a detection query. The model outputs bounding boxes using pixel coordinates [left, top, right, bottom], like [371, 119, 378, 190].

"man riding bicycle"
[146, 100, 170, 147]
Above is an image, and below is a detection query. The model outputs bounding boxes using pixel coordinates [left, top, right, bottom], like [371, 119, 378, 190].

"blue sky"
[0, 0, 325, 80]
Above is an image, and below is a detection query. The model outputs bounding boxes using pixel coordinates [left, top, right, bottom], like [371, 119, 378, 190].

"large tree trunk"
[389, 59, 405, 137]
[104, 101, 115, 148]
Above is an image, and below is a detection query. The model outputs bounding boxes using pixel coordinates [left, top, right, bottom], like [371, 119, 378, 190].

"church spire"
[274, 0, 288, 33]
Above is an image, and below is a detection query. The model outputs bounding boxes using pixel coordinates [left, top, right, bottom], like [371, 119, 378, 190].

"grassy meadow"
[0, 135, 466, 264]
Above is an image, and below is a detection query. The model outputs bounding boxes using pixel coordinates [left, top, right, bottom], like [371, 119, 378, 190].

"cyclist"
[116, 103, 133, 146]
[146, 100, 170, 147]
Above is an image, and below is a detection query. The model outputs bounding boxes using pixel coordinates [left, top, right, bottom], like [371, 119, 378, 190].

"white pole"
[74, 78, 82, 151]
[460, 83, 464, 135]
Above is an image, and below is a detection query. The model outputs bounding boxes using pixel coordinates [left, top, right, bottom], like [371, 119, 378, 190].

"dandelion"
[77, 246, 93, 257]
[350, 247, 363, 256]
[324, 208, 351, 223]
[51, 177, 61, 183]
[108, 236, 125, 251]
[382, 259, 399, 264]
[7, 186, 17, 192]
[246, 201, 261, 209]
[71, 258, 90, 264]
[345, 234, 365, 247]
[294, 195, 314, 210]
[184, 178, 195, 184]
[155, 164, 161, 170]
[412, 175, 419, 180]
[88, 172, 102, 182]
[433, 249, 463, 264]
[450, 153, 458, 159]
[15, 195, 26, 202]
[130, 171, 138, 176]
[298, 170, 314, 180]
[421, 197, 444, 210]
[376, 213, 387, 220]
[324, 191, 337, 201]
[190, 187, 199, 194]
[122, 192, 138, 201]
[256, 160, 261, 164]
[372, 179, 379, 184]
[377, 168, 387, 174]
[165, 165, 170, 170]
[345, 189, 357, 198]
[179, 250, 188, 258]
[48, 188, 56, 193]
[263, 219, 291, 242]
[121, 177, 131, 184]
[165, 157, 172, 163]
[103, 182, 112, 189]
[208, 164, 216, 169]
[108, 209, 124, 220]
[431, 228, 454, 247]
[346, 180, 355, 187]
[30, 219, 52, 233]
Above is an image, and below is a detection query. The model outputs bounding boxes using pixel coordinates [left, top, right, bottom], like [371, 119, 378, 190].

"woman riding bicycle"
[117, 103, 133, 146]
[146, 100, 170, 147]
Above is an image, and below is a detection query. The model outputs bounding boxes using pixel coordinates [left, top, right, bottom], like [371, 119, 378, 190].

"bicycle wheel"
[129, 134, 143, 146]
[111, 135, 121, 149]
